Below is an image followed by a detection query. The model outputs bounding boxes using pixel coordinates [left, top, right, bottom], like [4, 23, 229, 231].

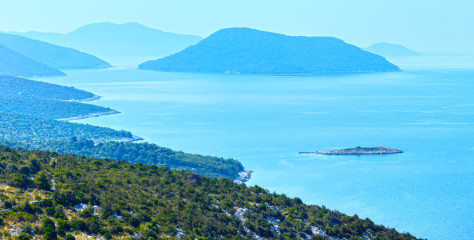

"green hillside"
[0, 139, 243, 179]
[0, 146, 420, 240]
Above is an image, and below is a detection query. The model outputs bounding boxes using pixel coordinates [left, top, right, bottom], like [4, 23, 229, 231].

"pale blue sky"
[1, 0, 473, 54]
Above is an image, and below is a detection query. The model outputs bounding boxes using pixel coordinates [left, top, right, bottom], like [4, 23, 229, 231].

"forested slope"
[0, 146, 420, 240]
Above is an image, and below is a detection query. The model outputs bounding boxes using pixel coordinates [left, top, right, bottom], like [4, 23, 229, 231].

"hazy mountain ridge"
[0, 32, 111, 70]
[11, 22, 203, 57]
[139, 27, 401, 74]
[0, 44, 65, 77]
[365, 42, 421, 57]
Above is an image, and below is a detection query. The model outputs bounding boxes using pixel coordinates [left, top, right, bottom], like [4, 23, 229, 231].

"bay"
[38, 56, 474, 240]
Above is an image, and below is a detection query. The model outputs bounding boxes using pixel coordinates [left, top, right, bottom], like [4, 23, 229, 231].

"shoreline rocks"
[233, 170, 253, 184]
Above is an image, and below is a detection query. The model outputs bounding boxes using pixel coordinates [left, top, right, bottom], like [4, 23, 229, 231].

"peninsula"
[300, 146, 403, 155]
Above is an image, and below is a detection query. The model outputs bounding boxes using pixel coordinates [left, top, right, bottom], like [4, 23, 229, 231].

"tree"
[86, 216, 101, 234]
[129, 216, 140, 228]
[17, 232, 32, 240]
[34, 172, 51, 190]
[12, 174, 29, 188]
[65, 234, 75, 240]
[42, 217, 57, 240]
[22, 200, 34, 214]
[29, 159, 41, 173]
[73, 219, 87, 231]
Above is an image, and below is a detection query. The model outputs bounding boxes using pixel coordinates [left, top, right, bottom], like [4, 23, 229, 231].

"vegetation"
[0, 112, 133, 142]
[0, 32, 110, 70]
[0, 75, 244, 179]
[0, 146, 421, 240]
[139, 27, 400, 74]
[316, 146, 403, 155]
[0, 138, 244, 179]
[0, 44, 64, 77]
[0, 95, 116, 120]
[0, 76, 96, 101]
[0, 75, 130, 142]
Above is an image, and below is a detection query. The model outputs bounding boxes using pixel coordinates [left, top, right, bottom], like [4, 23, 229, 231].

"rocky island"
[300, 146, 403, 155]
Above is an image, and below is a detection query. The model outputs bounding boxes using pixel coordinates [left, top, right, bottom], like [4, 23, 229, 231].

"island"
[300, 146, 403, 155]
[364, 42, 421, 57]
[139, 27, 401, 75]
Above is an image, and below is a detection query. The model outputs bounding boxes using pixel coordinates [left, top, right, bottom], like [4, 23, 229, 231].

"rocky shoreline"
[300, 146, 403, 155]
[233, 170, 253, 184]
[112, 135, 144, 143]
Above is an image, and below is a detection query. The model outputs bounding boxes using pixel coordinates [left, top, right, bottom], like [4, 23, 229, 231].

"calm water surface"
[38, 57, 474, 240]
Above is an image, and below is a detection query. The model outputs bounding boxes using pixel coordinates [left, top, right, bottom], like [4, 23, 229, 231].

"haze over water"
[36, 56, 474, 240]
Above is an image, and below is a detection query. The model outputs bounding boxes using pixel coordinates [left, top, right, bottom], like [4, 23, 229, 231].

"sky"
[1, 0, 473, 54]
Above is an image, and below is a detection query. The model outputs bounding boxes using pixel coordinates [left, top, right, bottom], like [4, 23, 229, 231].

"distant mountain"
[12, 22, 203, 57]
[0, 32, 111, 69]
[0, 44, 64, 77]
[365, 42, 421, 57]
[139, 28, 400, 74]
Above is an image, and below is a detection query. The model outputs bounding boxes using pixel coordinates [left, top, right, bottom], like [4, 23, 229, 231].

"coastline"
[56, 109, 120, 121]
[66, 95, 102, 102]
[58, 93, 252, 182]
[233, 170, 253, 184]
[112, 135, 144, 143]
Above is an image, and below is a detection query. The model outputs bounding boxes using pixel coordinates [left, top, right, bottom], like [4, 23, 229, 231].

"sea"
[37, 55, 474, 240]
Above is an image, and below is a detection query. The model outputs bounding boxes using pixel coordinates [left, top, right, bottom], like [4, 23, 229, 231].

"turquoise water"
[39, 57, 474, 239]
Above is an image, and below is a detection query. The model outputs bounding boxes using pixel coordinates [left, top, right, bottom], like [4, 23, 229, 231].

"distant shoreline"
[56, 109, 143, 143]
[59, 92, 249, 181]
[66, 95, 102, 102]
[112, 135, 144, 143]
[300, 146, 403, 155]
[56, 109, 120, 121]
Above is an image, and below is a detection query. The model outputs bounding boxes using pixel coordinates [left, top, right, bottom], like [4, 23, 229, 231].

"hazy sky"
[1, 0, 473, 54]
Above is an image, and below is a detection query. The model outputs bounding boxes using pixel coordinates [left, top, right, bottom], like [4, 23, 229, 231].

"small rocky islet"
[300, 146, 403, 155]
